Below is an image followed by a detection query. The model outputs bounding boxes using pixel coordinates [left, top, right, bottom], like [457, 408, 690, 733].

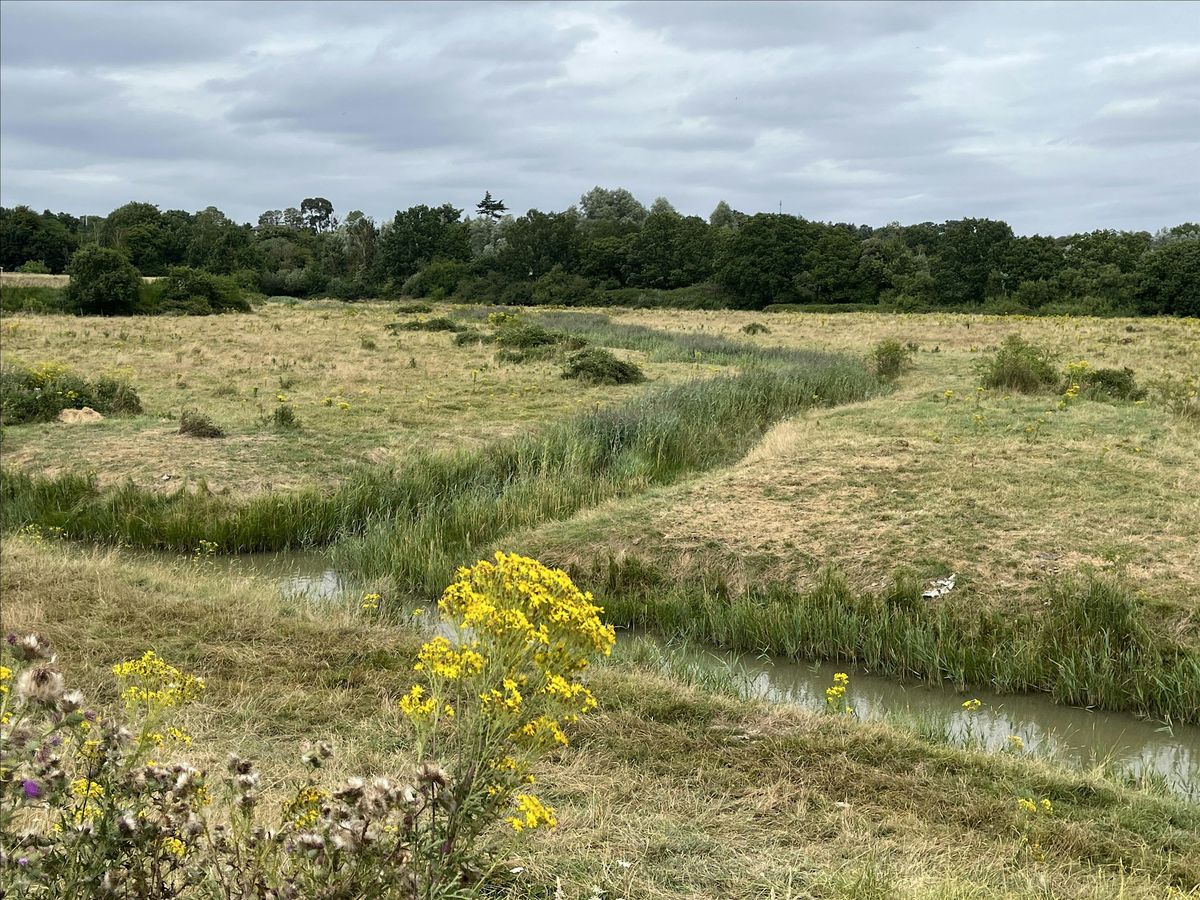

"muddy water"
[196, 552, 1200, 800]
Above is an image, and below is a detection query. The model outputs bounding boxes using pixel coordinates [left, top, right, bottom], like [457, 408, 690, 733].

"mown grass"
[1, 353, 877, 578]
[2, 537, 1196, 899]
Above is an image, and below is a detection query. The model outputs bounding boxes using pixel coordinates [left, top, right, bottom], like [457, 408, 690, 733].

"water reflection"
[196, 552, 1199, 800]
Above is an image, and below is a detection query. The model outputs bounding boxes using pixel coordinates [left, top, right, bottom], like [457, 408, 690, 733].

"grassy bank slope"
[1, 537, 1195, 898]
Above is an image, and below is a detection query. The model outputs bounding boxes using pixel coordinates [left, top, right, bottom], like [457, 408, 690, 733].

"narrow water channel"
[190, 552, 1200, 800]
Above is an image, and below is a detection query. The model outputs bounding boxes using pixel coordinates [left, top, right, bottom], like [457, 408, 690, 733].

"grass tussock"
[560, 347, 646, 385]
[178, 409, 225, 438]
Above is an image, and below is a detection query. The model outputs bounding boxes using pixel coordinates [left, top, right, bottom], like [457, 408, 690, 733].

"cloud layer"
[2, 0, 1197, 234]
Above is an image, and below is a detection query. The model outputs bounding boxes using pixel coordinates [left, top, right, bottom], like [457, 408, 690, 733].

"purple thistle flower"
[22, 779, 41, 799]
[18, 857, 29, 867]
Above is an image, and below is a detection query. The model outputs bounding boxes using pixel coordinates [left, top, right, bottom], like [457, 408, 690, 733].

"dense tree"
[795, 224, 868, 303]
[66, 245, 142, 315]
[929, 218, 1014, 305]
[578, 187, 647, 228]
[717, 214, 813, 308]
[709, 200, 745, 230]
[375, 204, 470, 284]
[300, 197, 336, 233]
[495, 210, 583, 280]
[628, 212, 715, 289]
[1135, 238, 1200, 316]
[0, 206, 74, 272]
[258, 210, 283, 228]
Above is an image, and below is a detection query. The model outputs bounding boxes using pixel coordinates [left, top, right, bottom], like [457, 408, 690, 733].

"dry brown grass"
[2, 536, 1195, 899]
[510, 309, 1200, 623]
[0, 301, 690, 494]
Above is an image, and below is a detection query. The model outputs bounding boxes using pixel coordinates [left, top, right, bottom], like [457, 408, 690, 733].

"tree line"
[1, 187, 1196, 316]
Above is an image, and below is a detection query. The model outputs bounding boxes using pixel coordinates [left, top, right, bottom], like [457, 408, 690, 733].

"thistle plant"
[0, 553, 616, 898]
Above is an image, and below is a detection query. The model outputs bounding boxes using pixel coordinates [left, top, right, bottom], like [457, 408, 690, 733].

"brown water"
[195, 551, 1200, 800]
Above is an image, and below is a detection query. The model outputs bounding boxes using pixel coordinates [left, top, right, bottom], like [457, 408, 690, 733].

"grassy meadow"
[2, 301, 1198, 897]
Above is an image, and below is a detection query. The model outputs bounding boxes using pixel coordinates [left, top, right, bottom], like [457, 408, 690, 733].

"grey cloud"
[1, 0, 1198, 234]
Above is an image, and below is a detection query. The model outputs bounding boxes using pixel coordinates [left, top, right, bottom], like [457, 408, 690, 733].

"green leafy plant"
[560, 347, 646, 385]
[0, 363, 142, 425]
[869, 338, 916, 379]
[977, 335, 1058, 393]
[178, 409, 225, 438]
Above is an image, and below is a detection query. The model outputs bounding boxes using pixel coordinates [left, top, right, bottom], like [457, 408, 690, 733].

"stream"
[192, 551, 1200, 801]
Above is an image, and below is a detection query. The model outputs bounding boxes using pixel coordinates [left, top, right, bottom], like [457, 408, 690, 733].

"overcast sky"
[1, 1, 1197, 235]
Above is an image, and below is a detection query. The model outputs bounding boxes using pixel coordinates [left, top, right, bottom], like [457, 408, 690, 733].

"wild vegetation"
[2, 190, 1197, 316]
[1, 300, 1196, 897]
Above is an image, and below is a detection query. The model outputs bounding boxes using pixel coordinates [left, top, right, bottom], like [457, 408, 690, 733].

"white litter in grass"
[922, 573, 957, 600]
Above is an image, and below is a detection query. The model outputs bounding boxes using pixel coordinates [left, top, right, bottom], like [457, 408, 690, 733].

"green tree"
[709, 200, 745, 231]
[376, 204, 471, 284]
[929, 218, 1014, 305]
[301, 197, 336, 233]
[1135, 239, 1199, 316]
[716, 213, 813, 308]
[495, 210, 583, 280]
[66, 245, 142, 315]
[578, 187, 647, 227]
[795, 224, 869, 303]
[0, 206, 74, 272]
[628, 212, 715, 288]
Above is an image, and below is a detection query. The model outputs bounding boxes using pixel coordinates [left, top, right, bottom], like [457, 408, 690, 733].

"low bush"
[1062, 363, 1146, 401]
[741, 322, 770, 335]
[560, 347, 646, 385]
[977, 335, 1058, 393]
[0, 363, 142, 425]
[16, 260, 51, 274]
[391, 316, 464, 333]
[178, 409, 225, 438]
[157, 266, 250, 315]
[270, 405, 300, 431]
[869, 338, 916, 379]
[0, 285, 74, 314]
[452, 328, 490, 346]
[395, 301, 434, 315]
[401, 259, 470, 300]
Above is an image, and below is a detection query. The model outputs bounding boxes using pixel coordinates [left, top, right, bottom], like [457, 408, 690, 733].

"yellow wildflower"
[507, 793, 556, 832]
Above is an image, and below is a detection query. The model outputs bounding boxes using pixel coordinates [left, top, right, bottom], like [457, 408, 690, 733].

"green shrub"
[270, 404, 300, 431]
[16, 260, 51, 274]
[741, 322, 770, 335]
[530, 265, 597, 306]
[401, 259, 469, 299]
[0, 285, 74, 314]
[0, 363, 142, 424]
[396, 301, 434, 314]
[1068, 366, 1146, 401]
[869, 338, 916, 379]
[65, 245, 142, 316]
[178, 409, 225, 438]
[392, 316, 463, 333]
[977, 335, 1058, 393]
[452, 328, 490, 346]
[560, 347, 646, 385]
[157, 266, 250, 315]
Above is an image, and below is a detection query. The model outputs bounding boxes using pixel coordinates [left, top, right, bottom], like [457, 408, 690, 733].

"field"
[2, 301, 1198, 897]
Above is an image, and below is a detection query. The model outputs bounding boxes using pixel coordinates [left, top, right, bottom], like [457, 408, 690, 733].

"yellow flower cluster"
[361, 592, 381, 612]
[515, 714, 568, 749]
[161, 837, 187, 858]
[481, 679, 524, 715]
[0, 664, 10, 695]
[507, 793, 557, 832]
[1017, 797, 1053, 815]
[113, 651, 205, 710]
[413, 637, 486, 680]
[962, 698, 983, 712]
[71, 779, 104, 801]
[825, 672, 851, 713]
[284, 785, 331, 828]
[398, 685, 436, 719]
[439, 552, 615, 669]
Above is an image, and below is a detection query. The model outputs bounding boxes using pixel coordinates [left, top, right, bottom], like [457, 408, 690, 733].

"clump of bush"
[391, 316, 464, 333]
[395, 301, 434, 314]
[869, 338, 916, 379]
[1062, 362, 1146, 401]
[561, 347, 646, 385]
[178, 409, 224, 438]
[156, 266, 250, 315]
[65, 245, 143, 316]
[0, 363, 142, 425]
[401, 259, 470, 300]
[741, 321, 770, 335]
[977, 335, 1058, 393]
[0, 556, 611, 897]
[452, 328, 490, 346]
[270, 405, 300, 431]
